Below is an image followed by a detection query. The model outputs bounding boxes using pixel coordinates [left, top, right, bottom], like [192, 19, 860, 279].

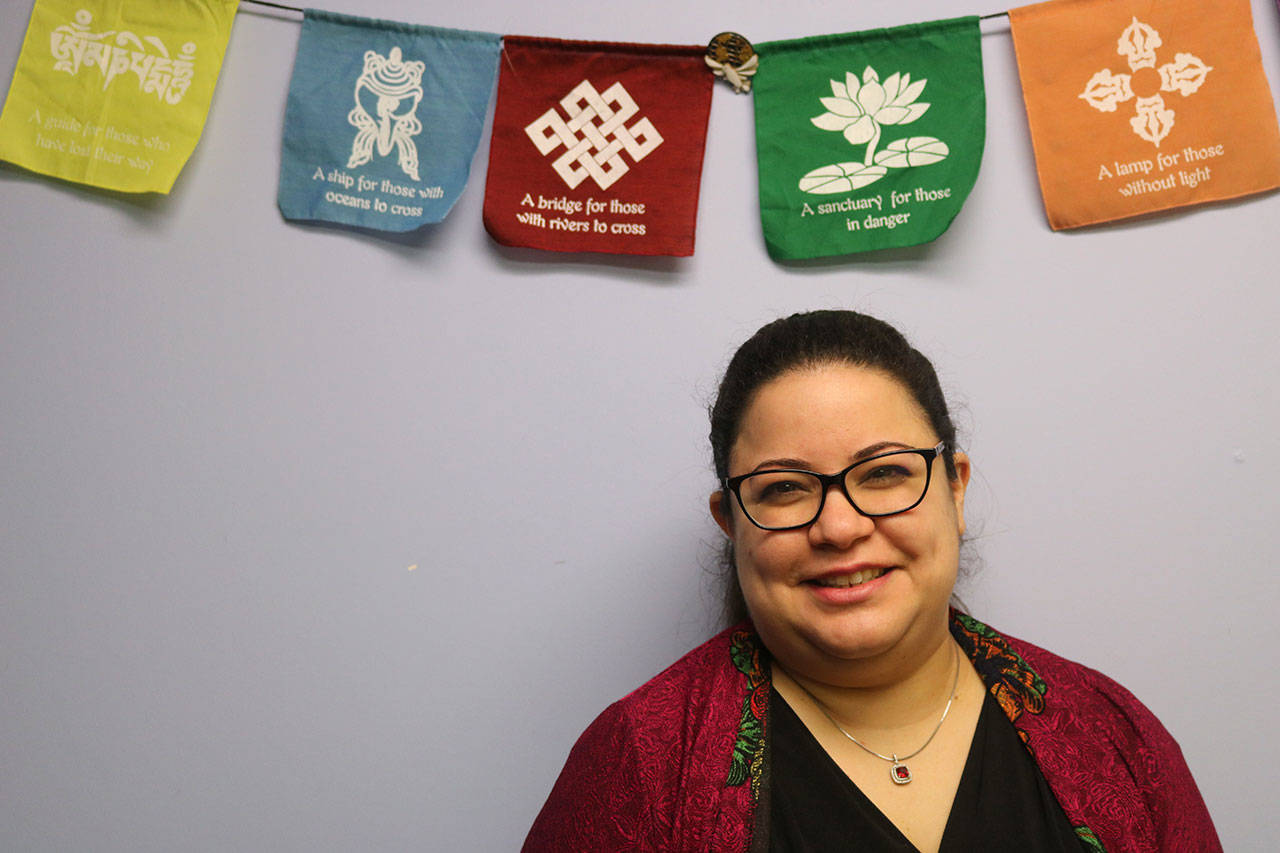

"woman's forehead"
[731, 365, 932, 461]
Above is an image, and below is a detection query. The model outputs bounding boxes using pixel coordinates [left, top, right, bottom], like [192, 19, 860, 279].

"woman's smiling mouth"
[807, 567, 890, 588]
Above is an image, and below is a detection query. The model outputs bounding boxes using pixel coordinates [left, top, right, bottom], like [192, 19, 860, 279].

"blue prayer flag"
[278, 10, 500, 231]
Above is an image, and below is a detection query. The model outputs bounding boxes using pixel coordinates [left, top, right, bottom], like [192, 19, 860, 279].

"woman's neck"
[775, 632, 962, 733]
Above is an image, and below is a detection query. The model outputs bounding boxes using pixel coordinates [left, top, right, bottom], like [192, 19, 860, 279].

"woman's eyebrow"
[852, 440, 913, 460]
[748, 442, 915, 474]
[749, 457, 811, 473]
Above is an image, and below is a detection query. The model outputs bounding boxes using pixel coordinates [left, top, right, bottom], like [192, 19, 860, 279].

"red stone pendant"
[891, 761, 912, 785]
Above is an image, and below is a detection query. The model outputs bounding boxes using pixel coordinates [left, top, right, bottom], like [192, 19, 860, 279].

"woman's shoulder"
[953, 611, 1193, 796]
[953, 612, 1222, 851]
[953, 610, 1152, 717]
[522, 625, 763, 851]
[604, 622, 762, 727]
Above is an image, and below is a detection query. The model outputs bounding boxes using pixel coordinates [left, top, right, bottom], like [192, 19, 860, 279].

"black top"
[767, 688, 1083, 852]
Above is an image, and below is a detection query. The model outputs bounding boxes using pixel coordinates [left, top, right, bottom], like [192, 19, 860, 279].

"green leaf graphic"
[873, 137, 950, 168]
[798, 162, 888, 194]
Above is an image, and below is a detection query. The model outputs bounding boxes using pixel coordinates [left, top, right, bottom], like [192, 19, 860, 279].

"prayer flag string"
[235, 0, 1009, 30]
[242, 0, 303, 13]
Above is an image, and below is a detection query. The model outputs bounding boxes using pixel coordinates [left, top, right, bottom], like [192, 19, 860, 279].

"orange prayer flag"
[1009, 0, 1280, 230]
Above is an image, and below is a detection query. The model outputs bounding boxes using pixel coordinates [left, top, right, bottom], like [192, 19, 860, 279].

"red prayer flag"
[483, 36, 713, 256]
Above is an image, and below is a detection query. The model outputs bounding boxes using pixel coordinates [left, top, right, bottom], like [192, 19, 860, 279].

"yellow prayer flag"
[0, 0, 238, 194]
[1010, 0, 1280, 229]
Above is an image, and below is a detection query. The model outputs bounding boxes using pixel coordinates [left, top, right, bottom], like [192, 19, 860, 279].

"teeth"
[812, 568, 887, 588]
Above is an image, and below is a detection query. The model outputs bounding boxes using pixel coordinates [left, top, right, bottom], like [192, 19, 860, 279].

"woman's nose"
[808, 484, 875, 547]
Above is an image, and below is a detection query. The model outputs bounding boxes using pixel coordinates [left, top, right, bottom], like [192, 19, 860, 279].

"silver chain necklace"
[796, 642, 961, 786]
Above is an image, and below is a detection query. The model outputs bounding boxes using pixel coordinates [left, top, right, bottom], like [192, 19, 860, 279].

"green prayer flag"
[753, 18, 985, 259]
[0, 0, 238, 194]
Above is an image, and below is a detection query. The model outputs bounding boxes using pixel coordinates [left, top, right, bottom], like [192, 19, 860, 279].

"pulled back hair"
[708, 310, 960, 624]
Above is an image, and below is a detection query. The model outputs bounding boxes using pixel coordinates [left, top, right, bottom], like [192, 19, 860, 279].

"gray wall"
[2, 1, 1277, 850]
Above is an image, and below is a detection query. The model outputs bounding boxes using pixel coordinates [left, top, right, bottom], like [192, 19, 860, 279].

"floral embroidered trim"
[726, 629, 769, 798]
[1074, 824, 1107, 852]
[952, 614, 1104, 849]
[952, 611, 1048, 728]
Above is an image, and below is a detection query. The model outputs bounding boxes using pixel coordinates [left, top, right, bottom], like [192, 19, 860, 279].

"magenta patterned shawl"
[523, 613, 1220, 852]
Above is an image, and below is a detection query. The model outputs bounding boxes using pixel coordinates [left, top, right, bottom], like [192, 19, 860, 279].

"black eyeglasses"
[722, 441, 946, 531]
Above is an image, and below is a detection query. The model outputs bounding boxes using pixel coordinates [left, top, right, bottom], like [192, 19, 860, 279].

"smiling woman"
[521, 311, 1221, 853]
[713, 366, 968, 695]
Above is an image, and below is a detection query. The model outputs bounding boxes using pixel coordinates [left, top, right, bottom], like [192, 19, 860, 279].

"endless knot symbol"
[1079, 17, 1212, 147]
[524, 80, 664, 190]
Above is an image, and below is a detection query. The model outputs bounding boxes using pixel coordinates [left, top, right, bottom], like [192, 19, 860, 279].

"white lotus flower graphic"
[1079, 17, 1212, 147]
[812, 67, 930, 165]
[800, 64, 949, 195]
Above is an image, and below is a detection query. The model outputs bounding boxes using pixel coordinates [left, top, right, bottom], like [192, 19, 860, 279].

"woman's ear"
[710, 490, 733, 536]
[949, 451, 971, 536]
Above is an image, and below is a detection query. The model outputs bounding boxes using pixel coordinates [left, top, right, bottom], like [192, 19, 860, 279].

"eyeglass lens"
[737, 450, 931, 529]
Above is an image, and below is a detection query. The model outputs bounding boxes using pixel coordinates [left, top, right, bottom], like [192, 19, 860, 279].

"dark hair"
[708, 310, 960, 624]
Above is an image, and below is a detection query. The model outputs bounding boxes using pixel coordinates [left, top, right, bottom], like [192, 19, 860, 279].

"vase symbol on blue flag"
[346, 46, 425, 180]
[799, 66, 949, 194]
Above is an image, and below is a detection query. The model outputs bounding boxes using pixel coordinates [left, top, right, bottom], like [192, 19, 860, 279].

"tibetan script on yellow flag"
[1010, 0, 1280, 229]
[0, 0, 238, 194]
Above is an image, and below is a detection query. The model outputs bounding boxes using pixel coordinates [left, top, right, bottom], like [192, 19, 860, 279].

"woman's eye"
[858, 465, 909, 487]
[756, 477, 814, 502]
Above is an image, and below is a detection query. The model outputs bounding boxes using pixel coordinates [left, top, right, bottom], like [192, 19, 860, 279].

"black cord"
[240, 0, 304, 13]
[236, 1, 1007, 24]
